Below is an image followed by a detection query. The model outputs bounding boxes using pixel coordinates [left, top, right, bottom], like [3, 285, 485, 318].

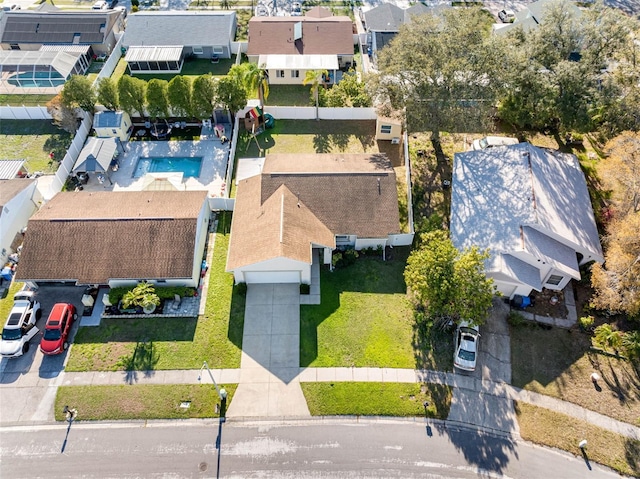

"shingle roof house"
[450, 143, 603, 299]
[0, 5, 123, 53]
[227, 153, 402, 285]
[15, 191, 210, 287]
[122, 11, 236, 72]
[247, 8, 354, 84]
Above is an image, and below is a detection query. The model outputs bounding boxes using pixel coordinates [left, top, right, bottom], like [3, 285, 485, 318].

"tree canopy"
[404, 230, 495, 327]
[145, 79, 170, 118]
[320, 70, 372, 108]
[60, 75, 96, 112]
[167, 76, 193, 118]
[192, 74, 217, 119]
[96, 77, 119, 111]
[215, 76, 247, 114]
[118, 75, 146, 117]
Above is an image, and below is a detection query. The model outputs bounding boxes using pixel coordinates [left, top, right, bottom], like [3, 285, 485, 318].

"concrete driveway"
[0, 284, 85, 425]
[447, 298, 518, 436]
[226, 283, 310, 418]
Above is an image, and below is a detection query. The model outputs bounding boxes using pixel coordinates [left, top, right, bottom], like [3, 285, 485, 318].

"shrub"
[342, 248, 359, 266]
[331, 252, 343, 269]
[234, 282, 247, 296]
[109, 285, 195, 305]
[121, 281, 160, 311]
[300, 283, 310, 295]
[593, 324, 624, 354]
[578, 315, 595, 331]
[622, 331, 640, 360]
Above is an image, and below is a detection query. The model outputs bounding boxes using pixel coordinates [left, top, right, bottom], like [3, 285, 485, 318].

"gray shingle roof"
[363, 2, 450, 32]
[0, 9, 121, 45]
[123, 11, 236, 48]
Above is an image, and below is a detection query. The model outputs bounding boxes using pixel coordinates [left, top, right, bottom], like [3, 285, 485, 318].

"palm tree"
[594, 324, 623, 355]
[242, 63, 269, 109]
[303, 69, 328, 120]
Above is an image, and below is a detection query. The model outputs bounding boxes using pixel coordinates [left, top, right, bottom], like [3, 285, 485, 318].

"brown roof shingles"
[247, 15, 353, 56]
[227, 154, 400, 270]
[15, 191, 207, 284]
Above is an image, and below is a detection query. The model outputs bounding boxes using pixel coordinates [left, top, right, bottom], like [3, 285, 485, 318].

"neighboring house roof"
[373, 31, 397, 52]
[94, 111, 126, 128]
[228, 153, 400, 270]
[451, 143, 603, 277]
[363, 2, 450, 32]
[73, 137, 117, 173]
[0, 160, 26, 180]
[15, 191, 207, 284]
[123, 11, 236, 47]
[0, 8, 121, 45]
[247, 15, 353, 56]
[305, 6, 333, 18]
[0, 178, 35, 216]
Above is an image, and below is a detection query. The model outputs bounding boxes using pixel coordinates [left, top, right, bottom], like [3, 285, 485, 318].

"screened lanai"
[124, 46, 184, 74]
[0, 49, 88, 89]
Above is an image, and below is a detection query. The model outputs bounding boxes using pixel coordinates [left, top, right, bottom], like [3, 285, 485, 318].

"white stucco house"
[227, 153, 410, 285]
[15, 191, 210, 288]
[450, 143, 603, 299]
[0, 178, 40, 265]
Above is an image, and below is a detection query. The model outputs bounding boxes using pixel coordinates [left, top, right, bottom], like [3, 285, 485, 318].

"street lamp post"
[198, 360, 227, 401]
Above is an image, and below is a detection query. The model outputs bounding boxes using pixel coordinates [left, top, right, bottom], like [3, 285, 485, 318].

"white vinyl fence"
[263, 106, 377, 121]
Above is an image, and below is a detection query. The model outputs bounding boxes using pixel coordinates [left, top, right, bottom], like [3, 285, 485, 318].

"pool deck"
[80, 125, 231, 196]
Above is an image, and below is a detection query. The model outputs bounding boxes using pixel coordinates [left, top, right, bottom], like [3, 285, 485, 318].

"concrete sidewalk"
[57, 366, 640, 440]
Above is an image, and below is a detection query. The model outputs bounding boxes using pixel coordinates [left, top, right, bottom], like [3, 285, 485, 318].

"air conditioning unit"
[391, 137, 400, 145]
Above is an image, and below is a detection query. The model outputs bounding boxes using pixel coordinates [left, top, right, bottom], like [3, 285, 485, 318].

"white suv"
[92, 1, 108, 9]
[0, 290, 41, 358]
[471, 136, 519, 151]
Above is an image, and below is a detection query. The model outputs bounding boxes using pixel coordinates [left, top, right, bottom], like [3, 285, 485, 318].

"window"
[212, 46, 224, 55]
[291, 70, 299, 78]
[73, 33, 81, 44]
[380, 125, 392, 134]
[192, 46, 204, 55]
[546, 274, 563, 286]
[99, 23, 106, 33]
[276, 70, 285, 78]
[9, 44, 20, 50]
[336, 235, 350, 243]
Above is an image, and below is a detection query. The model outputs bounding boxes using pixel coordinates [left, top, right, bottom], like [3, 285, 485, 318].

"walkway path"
[58, 366, 640, 440]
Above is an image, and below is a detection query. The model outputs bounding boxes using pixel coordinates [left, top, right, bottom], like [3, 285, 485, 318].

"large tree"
[599, 131, 640, 216]
[167, 76, 193, 118]
[404, 230, 495, 327]
[46, 94, 79, 133]
[232, 62, 269, 108]
[215, 76, 247, 115]
[145, 79, 170, 118]
[321, 70, 372, 108]
[60, 75, 96, 113]
[371, 8, 501, 139]
[302, 69, 328, 120]
[192, 74, 217, 119]
[118, 75, 146, 117]
[96, 77, 119, 111]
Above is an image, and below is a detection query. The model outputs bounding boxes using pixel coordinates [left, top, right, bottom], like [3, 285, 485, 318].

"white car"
[453, 322, 480, 371]
[498, 9, 515, 23]
[0, 290, 41, 358]
[471, 136, 519, 151]
[92, 1, 108, 9]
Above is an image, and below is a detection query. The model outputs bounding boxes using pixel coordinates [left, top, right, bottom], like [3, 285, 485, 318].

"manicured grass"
[0, 282, 25, 320]
[66, 212, 244, 371]
[132, 57, 236, 82]
[110, 58, 129, 83]
[301, 382, 451, 418]
[237, 119, 379, 158]
[266, 85, 311, 106]
[55, 384, 237, 421]
[0, 120, 72, 173]
[301, 250, 415, 368]
[515, 402, 640, 477]
[0, 94, 55, 106]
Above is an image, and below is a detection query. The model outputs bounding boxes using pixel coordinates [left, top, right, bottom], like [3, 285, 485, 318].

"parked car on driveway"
[40, 303, 77, 355]
[0, 290, 41, 359]
[498, 9, 515, 23]
[454, 321, 480, 372]
[471, 136, 519, 151]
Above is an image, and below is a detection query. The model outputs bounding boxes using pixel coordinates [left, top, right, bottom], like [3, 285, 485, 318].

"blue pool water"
[8, 71, 66, 88]
[133, 157, 203, 178]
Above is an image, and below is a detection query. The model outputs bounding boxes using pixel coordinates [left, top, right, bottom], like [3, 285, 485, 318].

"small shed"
[376, 116, 402, 143]
[73, 138, 118, 185]
[93, 111, 132, 142]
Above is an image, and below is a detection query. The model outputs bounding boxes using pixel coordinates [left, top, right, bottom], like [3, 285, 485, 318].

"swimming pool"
[133, 156, 203, 178]
[8, 71, 66, 88]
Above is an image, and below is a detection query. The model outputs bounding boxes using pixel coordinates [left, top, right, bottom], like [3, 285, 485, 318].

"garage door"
[243, 271, 300, 284]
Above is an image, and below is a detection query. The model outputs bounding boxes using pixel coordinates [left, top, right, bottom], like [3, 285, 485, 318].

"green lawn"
[0, 94, 55, 106]
[237, 119, 379, 158]
[0, 120, 72, 173]
[302, 382, 452, 418]
[55, 384, 237, 420]
[516, 402, 640, 477]
[110, 58, 129, 83]
[300, 249, 415, 368]
[132, 57, 236, 82]
[65, 212, 245, 371]
[511, 324, 640, 426]
[266, 85, 312, 106]
[0, 282, 24, 318]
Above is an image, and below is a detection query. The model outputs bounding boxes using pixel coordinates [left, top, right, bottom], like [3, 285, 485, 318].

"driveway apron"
[447, 298, 519, 435]
[226, 284, 310, 418]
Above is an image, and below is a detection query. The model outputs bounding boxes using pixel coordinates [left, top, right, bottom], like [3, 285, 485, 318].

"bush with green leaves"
[578, 315, 595, 331]
[121, 281, 160, 311]
[109, 285, 195, 305]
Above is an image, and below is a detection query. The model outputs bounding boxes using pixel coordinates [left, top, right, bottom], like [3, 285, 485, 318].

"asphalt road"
[0, 419, 621, 478]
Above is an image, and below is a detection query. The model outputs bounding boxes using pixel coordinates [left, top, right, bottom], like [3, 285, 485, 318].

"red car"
[40, 303, 77, 355]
